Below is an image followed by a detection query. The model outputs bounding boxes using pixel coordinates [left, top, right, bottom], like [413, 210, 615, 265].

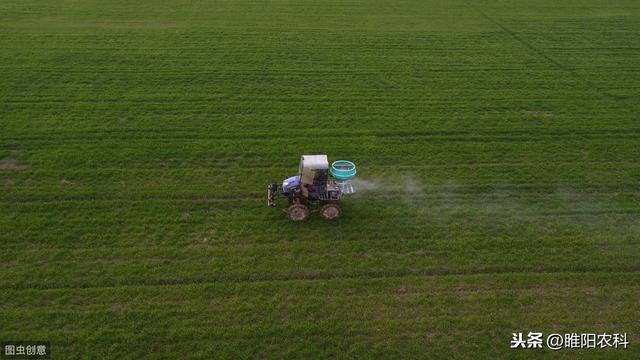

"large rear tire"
[320, 203, 341, 220]
[287, 204, 310, 222]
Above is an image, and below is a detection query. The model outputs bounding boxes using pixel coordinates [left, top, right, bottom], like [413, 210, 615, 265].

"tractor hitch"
[267, 183, 278, 207]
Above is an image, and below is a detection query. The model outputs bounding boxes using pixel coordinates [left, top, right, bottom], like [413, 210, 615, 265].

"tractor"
[267, 155, 357, 221]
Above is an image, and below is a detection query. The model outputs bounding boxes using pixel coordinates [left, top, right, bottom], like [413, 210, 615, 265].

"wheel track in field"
[2, 129, 640, 148]
[1, 268, 638, 292]
[3, 159, 640, 170]
[464, 1, 636, 113]
[2, 237, 638, 257]
[2, 188, 640, 205]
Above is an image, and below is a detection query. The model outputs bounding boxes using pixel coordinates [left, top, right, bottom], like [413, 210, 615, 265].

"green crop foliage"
[1, 0, 638, 358]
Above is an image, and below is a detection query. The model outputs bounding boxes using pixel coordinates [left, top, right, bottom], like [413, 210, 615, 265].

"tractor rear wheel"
[320, 203, 341, 220]
[287, 204, 310, 222]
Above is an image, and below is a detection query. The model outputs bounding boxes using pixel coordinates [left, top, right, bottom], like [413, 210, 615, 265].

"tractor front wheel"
[320, 203, 341, 220]
[287, 204, 310, 222]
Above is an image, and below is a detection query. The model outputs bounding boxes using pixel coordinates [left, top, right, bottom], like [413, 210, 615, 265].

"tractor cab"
[298, 155, 329, 199]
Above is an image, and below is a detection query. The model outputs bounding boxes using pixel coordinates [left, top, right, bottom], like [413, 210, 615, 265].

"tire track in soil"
[1, 268, 638, 292]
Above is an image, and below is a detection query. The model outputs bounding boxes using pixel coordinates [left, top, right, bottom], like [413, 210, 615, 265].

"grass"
[1, 0, 639, 358]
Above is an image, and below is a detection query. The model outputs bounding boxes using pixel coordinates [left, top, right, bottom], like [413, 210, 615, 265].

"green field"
[1, 0, 639, 358]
